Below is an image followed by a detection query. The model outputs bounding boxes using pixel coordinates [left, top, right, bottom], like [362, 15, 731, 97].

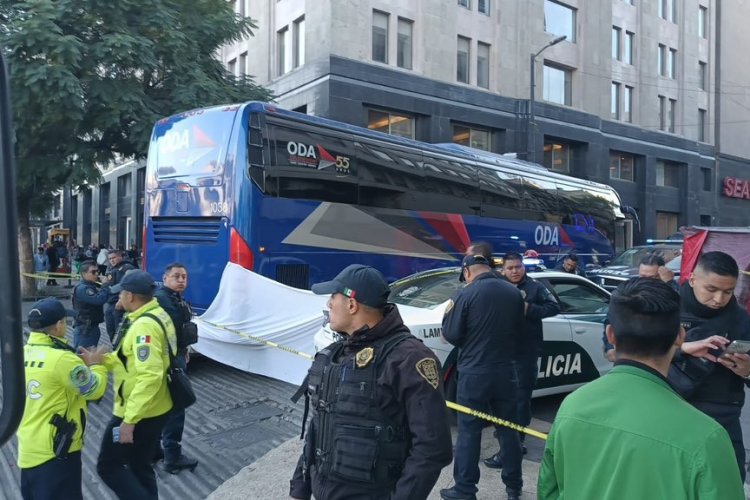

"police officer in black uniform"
[290, 264, 453, 500]
[441, 254, 525, 500]
[484, 252, 560, 469]
[102, 250, 135, 341]
[154, 262, 199, 473]
[72, 260, 110, 349]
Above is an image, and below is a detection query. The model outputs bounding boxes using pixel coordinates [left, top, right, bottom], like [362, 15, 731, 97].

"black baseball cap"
[459, 254, 491, 282]
[28, 298, 74, 329]
[311, 264, 390, 308]
[110, 270, 156, 294]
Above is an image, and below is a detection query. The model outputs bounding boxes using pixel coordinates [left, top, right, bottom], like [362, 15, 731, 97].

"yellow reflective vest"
[17, 332, 107, 469]
[104, 299, 177, 424]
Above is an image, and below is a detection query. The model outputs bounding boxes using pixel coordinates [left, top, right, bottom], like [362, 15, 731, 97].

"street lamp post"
[528, 35, 567, 163]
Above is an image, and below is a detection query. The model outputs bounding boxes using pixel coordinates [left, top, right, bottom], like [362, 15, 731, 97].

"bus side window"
[356, 141, 422, 210]
[248, 113, 267, 192]
[478, 169, 524, 219]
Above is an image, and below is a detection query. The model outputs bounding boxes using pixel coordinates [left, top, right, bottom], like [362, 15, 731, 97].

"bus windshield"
[149, 107, 236, 186]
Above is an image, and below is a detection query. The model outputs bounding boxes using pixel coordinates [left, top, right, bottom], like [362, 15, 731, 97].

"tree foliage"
[1, 0, 273, 216]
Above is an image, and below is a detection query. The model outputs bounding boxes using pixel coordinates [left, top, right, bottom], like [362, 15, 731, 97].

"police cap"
[28, 298, 74, 329]
[459, 254, 491, 282]
[110, 270, 156, 294]
[311, 264, 390, 308]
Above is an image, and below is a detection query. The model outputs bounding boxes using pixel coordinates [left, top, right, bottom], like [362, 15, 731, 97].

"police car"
[314, 268, 612, 398]
[587, 243, 682, 291]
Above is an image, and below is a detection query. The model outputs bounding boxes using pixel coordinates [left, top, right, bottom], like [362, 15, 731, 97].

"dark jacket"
[674, 282, 750, 406]
[290, 305, 453, 500]
[72, 279, 109, 325]
[106, 260, 135, 303]
[513, 275, 560, 355]
[554, 262, 586, 277]
[442, 272, 525, 373]
[155, 286, 194, 353]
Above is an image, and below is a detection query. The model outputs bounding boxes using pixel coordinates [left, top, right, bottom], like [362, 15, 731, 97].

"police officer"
[154, 262, 199, 473]
[72, 260, 109, 349]
[484, 252, 560, 469]
[17, 299, 108, 500]
[441, 255, 525, 500]
[94, 270, 177, 500]
[555, 253, 586, 277]
[289, 264, 453, 500]
[101, 250, 135, 341]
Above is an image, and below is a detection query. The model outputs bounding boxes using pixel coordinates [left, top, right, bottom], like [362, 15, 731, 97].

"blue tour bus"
[143, 102, 627, 311]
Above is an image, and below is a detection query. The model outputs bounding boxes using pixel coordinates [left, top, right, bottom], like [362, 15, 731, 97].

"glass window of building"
[372, 10, 389, 63]
[478, 0, 490, 15]
[458, 0, 470, 8]
[397, 18, 413, 69]
[543, 63, 572, 105]
[624, 31, 634, 64]
[457, 36, 470, 84]
[698, 108, 707, 142]
[660, 0, 676, 22]
[612, 27, 621, 60]
[699, 6, 708, 38]
[656, 160, 680, 187]
[368, 109, 415, 139]
[658, 44, 666, 76]
[668, 98, 676, 132]
[228, 58, 237, 77]
[611, 82, 620, 120]
[293, 16, 305, 68]
[277, 27, 289, 75]
[668, 48, 676, 79]
[659, 95, 666, 130]
[544, 1, 576, 42]
[610, 152, 635, 181]
[656, 211, 679, 239]
[699, 61, 707, 90]
[701, 167, 712, 190]
[239, 52, 247, 78]
[453, 125, 491, 151]
[624, 85, 633, 122]
[543, 142, 571, 172]
[477, 42, 490, 88]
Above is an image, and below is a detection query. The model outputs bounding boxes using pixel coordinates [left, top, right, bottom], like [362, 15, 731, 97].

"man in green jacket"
[538, 278, 744, 500]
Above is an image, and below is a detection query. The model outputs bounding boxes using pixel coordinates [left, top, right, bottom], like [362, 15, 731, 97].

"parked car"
[314, 268, 611, 399]
[587, 243, 682, 291]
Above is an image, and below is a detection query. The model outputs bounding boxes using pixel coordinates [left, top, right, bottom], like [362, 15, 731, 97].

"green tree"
[0, 0, 273, 295]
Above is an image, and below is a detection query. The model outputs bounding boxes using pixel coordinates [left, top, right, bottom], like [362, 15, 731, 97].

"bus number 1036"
[210, 202, 229, 214]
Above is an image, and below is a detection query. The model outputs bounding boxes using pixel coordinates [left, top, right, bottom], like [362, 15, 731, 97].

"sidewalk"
[208, 419, 549, 500]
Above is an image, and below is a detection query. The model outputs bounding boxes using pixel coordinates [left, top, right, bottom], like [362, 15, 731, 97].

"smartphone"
[724, 340, 750, 354]
[112, 426, 120, 443]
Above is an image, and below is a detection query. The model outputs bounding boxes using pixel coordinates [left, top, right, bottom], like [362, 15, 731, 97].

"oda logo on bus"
[286, 142, 351, 174]
[534, 225, 559, 246]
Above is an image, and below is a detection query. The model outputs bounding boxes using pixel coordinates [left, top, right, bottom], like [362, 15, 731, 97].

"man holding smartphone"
[671, 251, 750, 481]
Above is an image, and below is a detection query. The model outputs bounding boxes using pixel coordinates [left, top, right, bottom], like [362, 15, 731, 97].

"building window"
[543, 142, 571, 172]
[698, 108, 707, 142]
[659, 0, 677, 23]
[701, 167, 712, 191]
[611, 82, 620, 120]
[668, 48, 676, 79]
[478, 0, 490, 15]
[457, 36, 470, 84]
[699, 61, 707, 90]
[458, 0, 470, 8]
[397, 18, 413, 69]
[610, 152, 635, 181]
[658, 44, 666, 76]
[228, 58, 237, 77]
[659, 95, 666, 130]
[544, 1, 576, 42]
[453, 125, 491, 151]
[277, 27, 289, 75]
[239, 52, 247, 77]
[656, 211, 679, 239]
[624, 31, 634, 64]
[699, 6, 708, 38]
[368, 109, 415, 139]
[118, 174, 132, 198]
[668, 98, 676, 133]
[293, 16, 305, 69]
[372, 10, 389, 63]
[612, 27, 621, 61]
[656, 160, 680, 187]
[477, 42, 490, 88]
[543, 63, 572, 105]
[624, 85, 633, 122]
[700, 214, 712, 226]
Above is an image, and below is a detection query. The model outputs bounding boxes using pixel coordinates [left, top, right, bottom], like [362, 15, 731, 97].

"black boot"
[163, 454, 199, 474]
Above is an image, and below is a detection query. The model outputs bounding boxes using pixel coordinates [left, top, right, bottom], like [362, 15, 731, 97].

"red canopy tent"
[680, 226, 750, 313]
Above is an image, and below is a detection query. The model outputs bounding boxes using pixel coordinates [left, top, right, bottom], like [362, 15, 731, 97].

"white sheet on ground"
[194, 263, 327, 385]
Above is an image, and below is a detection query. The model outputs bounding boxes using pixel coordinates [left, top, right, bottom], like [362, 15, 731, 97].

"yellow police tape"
[199, 318, 548, 440]
[22, 271, 82, 280]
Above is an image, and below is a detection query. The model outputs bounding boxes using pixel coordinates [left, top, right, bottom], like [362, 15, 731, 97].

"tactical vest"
[299, 331, 412, 488]
[73, 283, 104, 325]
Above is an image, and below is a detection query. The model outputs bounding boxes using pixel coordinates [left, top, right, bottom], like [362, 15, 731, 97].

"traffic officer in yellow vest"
[17, 298, 108, 500]
[88, 270, 177, 500]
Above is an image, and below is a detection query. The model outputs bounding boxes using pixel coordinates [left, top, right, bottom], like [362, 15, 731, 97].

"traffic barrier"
[198, 318, 548, 440]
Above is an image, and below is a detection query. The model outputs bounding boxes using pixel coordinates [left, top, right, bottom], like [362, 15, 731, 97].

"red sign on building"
[723, 176, 750, 200]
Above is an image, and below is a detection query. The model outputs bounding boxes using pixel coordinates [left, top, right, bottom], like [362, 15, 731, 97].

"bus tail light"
[229, 227, 254, 270]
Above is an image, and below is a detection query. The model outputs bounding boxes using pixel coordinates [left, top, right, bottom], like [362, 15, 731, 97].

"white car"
[314, 268, 612, 399]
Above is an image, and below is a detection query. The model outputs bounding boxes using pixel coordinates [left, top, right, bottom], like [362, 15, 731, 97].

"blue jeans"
[73, 323, 101, 350]
[453, 367, 522, 494]
[104, 303, 123, 341]
[162, 353, 188, 462]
